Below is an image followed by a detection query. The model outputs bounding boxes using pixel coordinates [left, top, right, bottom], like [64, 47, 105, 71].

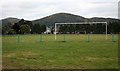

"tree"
[33, 24, 40, 33]
[12, 23, 20, 34]
[33, 24, 46, 34]
[8, 29, 16, 34]
[40, 25, 46, 33]
[20, 24, 30, 34]
[59, 25, 64, 33]
[25, 21, 33, 33]
[111, 22, 120, 33]
[2, 22, 13, 34]
[18, 19, 25, 25]
[12, 19, 33, 34]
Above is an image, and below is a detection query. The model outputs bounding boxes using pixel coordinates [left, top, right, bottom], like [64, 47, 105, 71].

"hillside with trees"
[32, 13, 86, 27]
[32, 13, 120, 27]
[1, 12, 120, 34]
[2, 19, 46, 34]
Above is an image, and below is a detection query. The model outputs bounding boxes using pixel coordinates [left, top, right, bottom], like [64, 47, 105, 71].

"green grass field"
[2, 34, 118, 69]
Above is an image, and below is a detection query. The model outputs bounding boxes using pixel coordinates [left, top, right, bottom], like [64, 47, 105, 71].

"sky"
[0, 0, 120, 20]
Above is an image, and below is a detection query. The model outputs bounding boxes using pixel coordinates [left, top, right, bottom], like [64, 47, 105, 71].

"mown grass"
[2, 34, 118, 69]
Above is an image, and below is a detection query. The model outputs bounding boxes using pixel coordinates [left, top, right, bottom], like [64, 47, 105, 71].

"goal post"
[54, 22, 108, 40]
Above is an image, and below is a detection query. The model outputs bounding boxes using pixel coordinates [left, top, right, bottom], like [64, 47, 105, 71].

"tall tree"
[2, 22, 13, 34]
[20, 24, 30, 34]
[12, 23, 20, 34]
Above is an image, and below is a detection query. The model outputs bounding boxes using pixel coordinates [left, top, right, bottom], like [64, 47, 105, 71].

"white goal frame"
[54, 22, 108, 40]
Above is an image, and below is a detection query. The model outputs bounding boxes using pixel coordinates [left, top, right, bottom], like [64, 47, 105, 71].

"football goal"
[54, 22, 108, 40]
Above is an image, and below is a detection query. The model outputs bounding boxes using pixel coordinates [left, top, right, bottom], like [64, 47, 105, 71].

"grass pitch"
[2, 34, 118, 69]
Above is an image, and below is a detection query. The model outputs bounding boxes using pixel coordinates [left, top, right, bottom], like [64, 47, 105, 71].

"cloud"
[1, 0, 119, 20]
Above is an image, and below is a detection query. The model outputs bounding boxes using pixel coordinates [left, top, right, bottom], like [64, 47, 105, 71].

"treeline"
[2, 19, 46, 34]
[2, 19, 120, 35]
[58, 22, 120, 34]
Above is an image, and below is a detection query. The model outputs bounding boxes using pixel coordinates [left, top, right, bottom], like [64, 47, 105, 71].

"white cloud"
[1, 0, 119, 20]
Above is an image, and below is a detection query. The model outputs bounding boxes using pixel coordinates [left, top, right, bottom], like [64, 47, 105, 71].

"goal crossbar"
[54, 22, 108, 40]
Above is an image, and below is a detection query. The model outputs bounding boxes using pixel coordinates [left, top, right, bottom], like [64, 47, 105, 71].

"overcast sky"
[0, 0, 119, 20]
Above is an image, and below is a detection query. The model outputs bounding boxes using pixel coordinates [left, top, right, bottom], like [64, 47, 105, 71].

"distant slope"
[1, 13, 120, 27]
[32, 13, 120, 27]
[1, 17, 20, 26]
[88, 17, 119, 22]
[32, 13, 86, 27]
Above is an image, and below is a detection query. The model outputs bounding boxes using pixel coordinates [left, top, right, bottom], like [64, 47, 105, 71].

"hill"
[32, 13, 86, 27]
[0, 17, 20, 26]
[88, 17, 119, 22]
[1, 13, 120, 27]
[32, 13, 120, 27]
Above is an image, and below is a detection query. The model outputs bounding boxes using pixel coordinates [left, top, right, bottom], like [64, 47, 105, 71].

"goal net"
[54, 22, 108, 40]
